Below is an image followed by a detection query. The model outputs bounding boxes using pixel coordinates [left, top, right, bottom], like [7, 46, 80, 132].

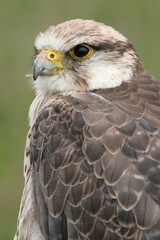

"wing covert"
[30, 84, 160, 239]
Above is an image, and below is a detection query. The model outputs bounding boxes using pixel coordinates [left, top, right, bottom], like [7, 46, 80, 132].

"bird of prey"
[14, 19, 160, 240]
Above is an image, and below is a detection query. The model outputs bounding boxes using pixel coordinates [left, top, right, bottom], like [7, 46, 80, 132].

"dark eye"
[70, 44, 94, 60]
[74, 45, 89, 58]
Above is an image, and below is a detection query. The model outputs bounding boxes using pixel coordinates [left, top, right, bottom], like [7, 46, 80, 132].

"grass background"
[0, 0, 160, 239]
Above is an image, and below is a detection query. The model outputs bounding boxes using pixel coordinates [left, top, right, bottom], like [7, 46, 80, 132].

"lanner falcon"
[14, 19, 160, 240]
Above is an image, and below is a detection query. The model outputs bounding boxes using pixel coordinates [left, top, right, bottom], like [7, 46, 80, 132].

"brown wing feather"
[29, 72, 160, 239]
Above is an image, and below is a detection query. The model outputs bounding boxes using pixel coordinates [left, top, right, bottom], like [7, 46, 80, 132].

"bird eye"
[70, 44, 94, 60]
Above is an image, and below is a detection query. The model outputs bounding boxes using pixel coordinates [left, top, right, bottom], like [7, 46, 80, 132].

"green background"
[1, 0, 160, 239]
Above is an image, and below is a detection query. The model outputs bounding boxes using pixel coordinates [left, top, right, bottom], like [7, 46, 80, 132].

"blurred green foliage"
[0, 0, 160, 239]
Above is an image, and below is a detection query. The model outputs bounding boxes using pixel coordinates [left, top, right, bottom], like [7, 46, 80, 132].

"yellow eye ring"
[70, 44, 94, 61]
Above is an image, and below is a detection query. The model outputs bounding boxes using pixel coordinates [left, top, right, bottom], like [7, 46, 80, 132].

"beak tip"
[33, 54, 58, 81]
[33, 63, 43, 81]
[33, 74, 38, 81]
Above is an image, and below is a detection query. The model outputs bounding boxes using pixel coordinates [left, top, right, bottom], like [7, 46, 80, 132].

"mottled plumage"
[14, 19, 160, 240]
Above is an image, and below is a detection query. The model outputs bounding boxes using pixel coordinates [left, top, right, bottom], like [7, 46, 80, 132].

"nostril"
[50, 53, 54, 59]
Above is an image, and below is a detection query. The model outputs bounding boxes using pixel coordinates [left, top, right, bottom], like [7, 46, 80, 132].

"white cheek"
[87, 62, 133, 90]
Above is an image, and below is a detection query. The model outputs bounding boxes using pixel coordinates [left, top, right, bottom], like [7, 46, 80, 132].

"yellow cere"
[42, 49, 64, 68]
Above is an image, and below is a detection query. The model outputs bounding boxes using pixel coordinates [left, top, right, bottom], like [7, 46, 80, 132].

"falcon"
[14, 19, 160, 240]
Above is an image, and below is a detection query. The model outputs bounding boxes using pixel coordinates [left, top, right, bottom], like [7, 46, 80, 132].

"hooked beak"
[33, 49, 65, 81]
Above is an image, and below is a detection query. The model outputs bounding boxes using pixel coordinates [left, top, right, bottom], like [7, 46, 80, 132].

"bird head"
[33, 19, 140, 96]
